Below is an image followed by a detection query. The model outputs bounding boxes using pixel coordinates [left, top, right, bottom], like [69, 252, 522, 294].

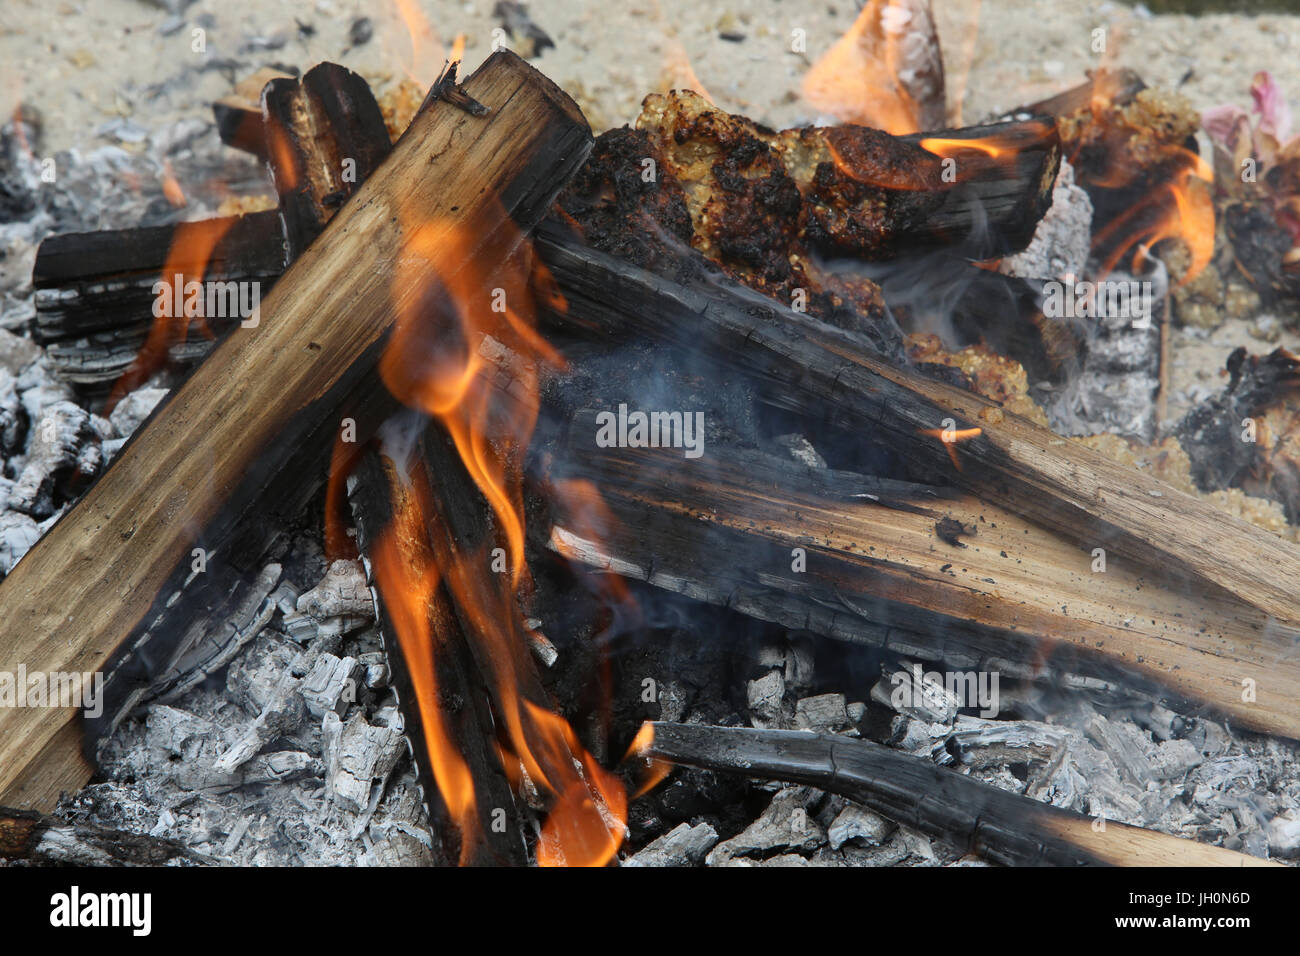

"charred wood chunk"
[553, 127, 694, 275]
[1224, 202, 1300, 304]
[1177, 347, 1300, 520]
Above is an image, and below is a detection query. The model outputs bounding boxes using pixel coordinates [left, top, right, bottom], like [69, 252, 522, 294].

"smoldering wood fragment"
[0, 806, 214, 866]
[322, 710, 405, 815]
[706, 786, 826, 865]
[623, 820, 718, 867]
[870, 662, 960, 725]
[295, 558, 376, 637]
[149, 562, 284, 704]
[794, 693, 853, 734]
[644, 723, 1276, 866]
[8, 400, 104, 517]
[1176, 347, 1300, 504]
[299, 652, 364, 717]
[827, 804, 895, 849]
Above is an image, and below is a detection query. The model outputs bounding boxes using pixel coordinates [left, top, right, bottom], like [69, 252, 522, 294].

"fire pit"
[1, 0, 1300, 879]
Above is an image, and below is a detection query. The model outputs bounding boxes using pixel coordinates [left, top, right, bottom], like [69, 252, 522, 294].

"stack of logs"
[1, 52, 1296, 867]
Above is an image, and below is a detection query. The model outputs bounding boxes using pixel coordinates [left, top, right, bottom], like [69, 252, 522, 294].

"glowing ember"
[917, 425, 982, 471]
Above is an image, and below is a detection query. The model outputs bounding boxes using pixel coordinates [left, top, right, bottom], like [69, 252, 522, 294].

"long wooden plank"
[548, 439, 1300, 738]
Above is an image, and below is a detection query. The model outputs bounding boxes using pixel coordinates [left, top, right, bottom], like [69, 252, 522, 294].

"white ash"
[108, 386, 168, 438]
[8, 400, 105, 518]
[624, 821, 719, 867]
[293, 558, 376, 638]
[999, 159, 1093, 282]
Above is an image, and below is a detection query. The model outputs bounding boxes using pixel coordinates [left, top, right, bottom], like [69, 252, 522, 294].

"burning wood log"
[348, 447, 531, 866]
[261, 63, 392, 258]
[32, 211, 285, 396]
[535, 225, 1300, 638]
[0, 51, 593, 811]
[33, 97, 1061, 389]
[547, 438, 1300, 738]
[641, 723, 1278, 867]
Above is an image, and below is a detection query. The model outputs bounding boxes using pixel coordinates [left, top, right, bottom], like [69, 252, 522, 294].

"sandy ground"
[4, 1, 1300, 149]
[3, 0, 1300, 416]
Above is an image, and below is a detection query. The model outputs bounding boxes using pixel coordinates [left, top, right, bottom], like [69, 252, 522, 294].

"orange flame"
[106, 216, 235, 412]
[917, 425, 982, 471]
[1092, 150, 1215, 286]
[385, 0, 451, 88]
[919, 136, 1013, 160]
[624, 723, 673, 799]
[371, 479, 479, 863]
[366, 209, 629, 866]
[803, 0, 924, 134]
[160, 159, 187, 208]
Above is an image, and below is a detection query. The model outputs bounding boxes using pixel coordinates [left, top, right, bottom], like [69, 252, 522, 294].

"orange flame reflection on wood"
[371, 478, 479, 863]
[106, 216, 235, 413]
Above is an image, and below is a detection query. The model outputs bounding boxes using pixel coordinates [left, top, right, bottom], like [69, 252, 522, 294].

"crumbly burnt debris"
[557, 91, 962, 350]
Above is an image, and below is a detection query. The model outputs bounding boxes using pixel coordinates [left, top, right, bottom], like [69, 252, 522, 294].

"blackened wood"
[262, 63, 392, 257]
[643, 723, 1277, 867]
[34, 62, 391, 399]
[535, 225, 1300, 637]
[31, 212, 286, 395]
[899, 118, 1061, 257]
[547, 436, 1300, 737]
[0, 50, 592, 811]
[212, 66, 295, 160]
[349, 449, 529, 866]
[0, 806, 212, 865]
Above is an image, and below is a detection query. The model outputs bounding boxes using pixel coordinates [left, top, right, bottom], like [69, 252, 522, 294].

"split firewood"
[32, 211, 285, 397]
[261, 63, 392, 258]
[535, 225, 1300, 641]
[0, 806, 213, 866]
[546, 437, 1300, 738]
[0, 50, 593, 811]
[348, 446, 532, 866]
[641, 723, 1279, 867]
